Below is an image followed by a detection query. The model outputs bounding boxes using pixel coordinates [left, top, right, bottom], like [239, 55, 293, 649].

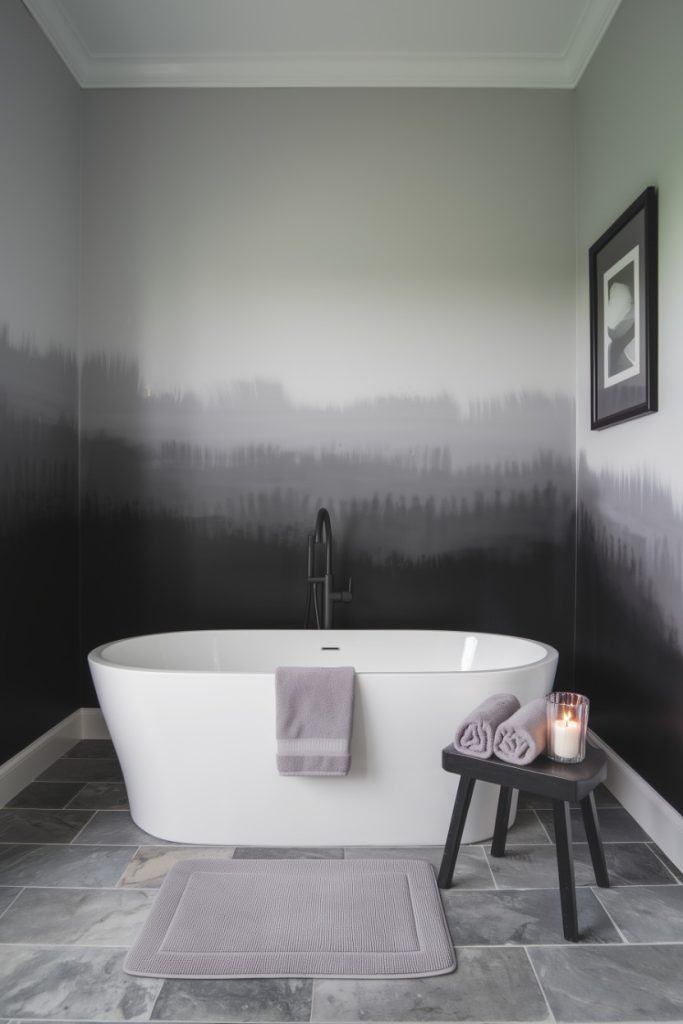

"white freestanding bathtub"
[88, 629, 557, 846]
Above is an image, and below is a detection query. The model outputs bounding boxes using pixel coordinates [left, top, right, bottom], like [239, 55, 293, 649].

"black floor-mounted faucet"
[304, 507, 352, 629]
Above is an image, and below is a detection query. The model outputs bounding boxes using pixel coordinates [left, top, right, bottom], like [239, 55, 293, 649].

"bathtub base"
[127, 776, 516, 847]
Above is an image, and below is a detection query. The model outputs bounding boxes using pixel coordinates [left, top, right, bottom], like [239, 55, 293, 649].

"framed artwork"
[589, 186, 657, 430]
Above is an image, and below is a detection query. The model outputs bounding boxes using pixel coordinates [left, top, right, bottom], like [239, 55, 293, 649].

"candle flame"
[562, 711, 573, 726]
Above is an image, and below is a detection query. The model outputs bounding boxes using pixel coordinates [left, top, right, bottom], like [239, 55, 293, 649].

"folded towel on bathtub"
[275, 666, 355, 776]
[453, 693, 521, 759]
[493, 697, 547, 765]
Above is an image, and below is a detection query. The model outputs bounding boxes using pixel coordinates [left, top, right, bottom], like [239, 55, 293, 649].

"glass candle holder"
[546, 692, 589, 763]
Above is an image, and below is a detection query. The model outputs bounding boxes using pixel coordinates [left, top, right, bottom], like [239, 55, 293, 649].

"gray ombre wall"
[3, 0, 681, 826]
[78, 89, 577, 697]
[0, 0, 81, 760]
[576, 0, 683, 812]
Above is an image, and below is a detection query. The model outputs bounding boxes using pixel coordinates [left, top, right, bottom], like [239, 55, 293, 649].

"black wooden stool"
[438, 743, 610, 941]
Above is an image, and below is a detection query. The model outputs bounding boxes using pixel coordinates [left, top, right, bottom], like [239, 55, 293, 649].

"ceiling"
[23, 0, 622, 89]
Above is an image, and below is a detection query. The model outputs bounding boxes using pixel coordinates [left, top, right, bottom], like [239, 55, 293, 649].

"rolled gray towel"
[453, 693, 521, 759]
[493, 697, 547, 765]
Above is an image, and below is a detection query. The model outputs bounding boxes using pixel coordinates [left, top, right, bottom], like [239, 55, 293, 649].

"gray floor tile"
[0, 809, 93, 844]
[5, 783, 85, 809]
[233, 846, 344, 859]
[0, 843, 137, 888]
[0, 887, 156, 946]
[65, 783, 130, 810]
[38, 758, 123, 783]
[492, 808, 551, 845]
[343, 846, 445, 870]
[311, 946, 548, 1021]
[118, 846, 236, 889]
[538, 806, 649, 843]
[487, 842, 676, 889]
[344, 846, 496, 889]
[0, 889, 22, 917]
[485, 844, 574, 890]
[0, 945, 161, 1020]
[4, 743, 679, 1024]
[600, 842, 681, 884]
[530, 943, 683, 1022]
[442, 886, 621, 945]
[595, 884, 683, 942]
[442, 845, 498, 889]
[74, 810, 173, 846]
[648, 842, 683, 882]
[152, 978, 313, 1022]
[64, 739, 117, 759]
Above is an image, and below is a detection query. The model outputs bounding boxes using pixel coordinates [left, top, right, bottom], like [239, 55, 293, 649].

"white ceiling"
[23, 0, 622, 89]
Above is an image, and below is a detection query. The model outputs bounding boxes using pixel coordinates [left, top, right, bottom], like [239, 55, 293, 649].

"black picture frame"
[589, 186, 657, 430]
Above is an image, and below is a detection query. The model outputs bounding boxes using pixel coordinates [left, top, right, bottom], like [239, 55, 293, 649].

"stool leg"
[437, 775, 475, 889]
[552, 799, 579, 942]
[580, 792, 610, 888]
[491, 786, 513, 857]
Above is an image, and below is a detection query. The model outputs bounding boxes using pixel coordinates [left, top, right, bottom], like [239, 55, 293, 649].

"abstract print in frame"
[589, 186, 657, 429]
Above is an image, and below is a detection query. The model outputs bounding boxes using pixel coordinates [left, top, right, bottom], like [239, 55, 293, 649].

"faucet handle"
[342, 576, 353, 603]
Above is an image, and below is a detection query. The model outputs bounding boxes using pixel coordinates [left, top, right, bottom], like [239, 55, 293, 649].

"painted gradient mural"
[575, 0, 683, 815]
[576, 459, 683, 812]
[80, 367, 575, 670]
[0, 333, 79, 760]
[0, 0, 81, 762]
[78, 88, 577, 701]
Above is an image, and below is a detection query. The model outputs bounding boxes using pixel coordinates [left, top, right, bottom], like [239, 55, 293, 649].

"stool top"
[442, 743, 607, 802]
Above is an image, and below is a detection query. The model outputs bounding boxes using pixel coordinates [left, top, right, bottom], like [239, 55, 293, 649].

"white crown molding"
[23, 0, 622, 89]
[22, 0, 90, 85]
[563, 0, 622, 86]
[65, 54, 581, 90]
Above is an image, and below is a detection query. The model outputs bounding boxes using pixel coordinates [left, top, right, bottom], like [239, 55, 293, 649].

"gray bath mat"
[124, 857, 455, 979]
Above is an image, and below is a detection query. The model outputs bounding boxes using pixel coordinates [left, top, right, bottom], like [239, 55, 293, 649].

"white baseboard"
[0, 707, 111, 806]
[80, 707, 111, 740]
[589, 729, 683, 873]
[0, 710, 83, 806]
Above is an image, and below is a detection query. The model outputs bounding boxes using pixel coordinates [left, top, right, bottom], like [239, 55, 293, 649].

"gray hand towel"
[275, 666, 355, 776]
[493, 697, 548, 765]
[453, 693, 521, 758]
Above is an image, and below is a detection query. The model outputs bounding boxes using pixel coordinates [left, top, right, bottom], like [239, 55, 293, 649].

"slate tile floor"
[0, 741, 681, 1023]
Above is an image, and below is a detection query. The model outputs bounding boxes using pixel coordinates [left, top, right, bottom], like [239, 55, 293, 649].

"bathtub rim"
[88, 628, 559, 677]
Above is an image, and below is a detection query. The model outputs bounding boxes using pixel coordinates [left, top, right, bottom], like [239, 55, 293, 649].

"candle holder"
[546, 692, 589, 763]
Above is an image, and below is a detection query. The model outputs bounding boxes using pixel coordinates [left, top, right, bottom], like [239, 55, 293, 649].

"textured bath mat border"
[124, 857, 455, 979]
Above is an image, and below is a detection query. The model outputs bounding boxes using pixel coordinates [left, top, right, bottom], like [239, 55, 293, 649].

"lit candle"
[552, 712, 580, 760]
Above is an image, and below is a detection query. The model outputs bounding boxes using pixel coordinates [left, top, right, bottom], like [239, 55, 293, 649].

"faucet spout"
[305, 507, 352, 629]
[313, 507, 333, 575]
